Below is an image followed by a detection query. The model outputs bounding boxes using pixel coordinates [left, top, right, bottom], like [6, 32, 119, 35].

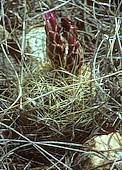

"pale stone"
[84, 132, 122, 169]
[26, 27, 46, 64]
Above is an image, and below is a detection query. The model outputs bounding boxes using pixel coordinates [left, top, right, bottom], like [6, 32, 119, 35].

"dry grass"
[0, 0, 121, 169]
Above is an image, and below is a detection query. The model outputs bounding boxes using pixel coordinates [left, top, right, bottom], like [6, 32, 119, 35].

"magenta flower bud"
[43, 10, 83, 74]
[61, 17, 83, 73]
[44, 10, 65, 67]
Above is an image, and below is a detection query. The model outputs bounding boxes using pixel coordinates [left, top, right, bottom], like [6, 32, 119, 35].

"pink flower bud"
[43, 10, 83, 74]
[61, 17, 83, 73]
[44, 10, 65, 67]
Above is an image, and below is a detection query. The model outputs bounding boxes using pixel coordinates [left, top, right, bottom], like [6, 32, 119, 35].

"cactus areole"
[43, 9, 83, 74]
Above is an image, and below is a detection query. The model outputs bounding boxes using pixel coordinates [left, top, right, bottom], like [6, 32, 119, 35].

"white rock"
[26, 27, 46, 64]
[84, 132, 122, 169]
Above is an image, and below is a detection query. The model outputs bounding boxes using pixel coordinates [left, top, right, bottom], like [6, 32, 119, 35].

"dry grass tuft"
[0, 0, 121, 169]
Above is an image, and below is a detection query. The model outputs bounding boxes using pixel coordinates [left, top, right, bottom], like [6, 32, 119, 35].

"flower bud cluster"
[44, 10, 83, 74]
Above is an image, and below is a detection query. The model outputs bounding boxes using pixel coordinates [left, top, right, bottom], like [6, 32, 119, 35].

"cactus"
[44, 10, 83, 74]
